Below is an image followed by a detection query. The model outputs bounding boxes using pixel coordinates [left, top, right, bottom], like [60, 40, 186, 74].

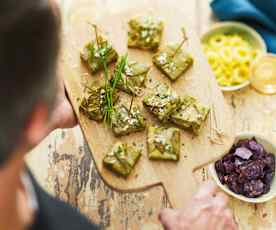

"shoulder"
[28, 170, 100, 230]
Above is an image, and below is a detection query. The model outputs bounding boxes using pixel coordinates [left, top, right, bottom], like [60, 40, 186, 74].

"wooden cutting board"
[60, 0, 234, 208]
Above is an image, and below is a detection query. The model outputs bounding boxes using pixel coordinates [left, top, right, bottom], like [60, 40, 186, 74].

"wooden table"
[26, 0, 276, 229]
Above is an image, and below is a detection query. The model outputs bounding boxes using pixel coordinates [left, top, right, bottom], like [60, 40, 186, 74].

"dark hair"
[0, 0, 60, 164]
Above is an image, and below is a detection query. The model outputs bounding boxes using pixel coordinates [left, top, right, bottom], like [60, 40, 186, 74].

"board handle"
[162, 171, 199, 208]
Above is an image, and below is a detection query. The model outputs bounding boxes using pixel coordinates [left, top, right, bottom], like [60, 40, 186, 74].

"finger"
[208, 196, 230, 230]
[49, 100, 77, 130]
[56, 67, 66, 94]
[204, 193, 229, 230]
[212, 192, 228, 208]
[57, 102, 77, 128]
[215, 209, 237, 230]
[222, 210, 238, 230]
[208, 207, 233, 230]
[159, 208, 178, 230]
[194, 180, 218, 199]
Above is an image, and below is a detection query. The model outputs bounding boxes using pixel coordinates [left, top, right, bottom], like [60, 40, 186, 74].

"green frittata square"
[147, 126, 180, 161]
[79, 86, 106, 121]
[128, 16, 164, 51]
[143, 83, 181, 122]
[103, 142, 141, 177]
[111, 104, 146, 136]
[170, 96, 210, 134]
[113, 60, 150, 96]
[80, 35, 118, 74]
[152, 44, 193, 81]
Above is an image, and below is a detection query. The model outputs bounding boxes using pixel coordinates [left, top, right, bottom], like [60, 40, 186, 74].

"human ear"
[23, 102, 50, 149]
[48, 0, 61, 25]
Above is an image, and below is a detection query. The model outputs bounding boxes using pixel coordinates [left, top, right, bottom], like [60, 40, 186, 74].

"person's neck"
[0, 150, 32, 230]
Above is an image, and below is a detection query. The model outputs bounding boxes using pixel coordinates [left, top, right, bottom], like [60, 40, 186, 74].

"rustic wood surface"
[61, 0, 233, 208]
[26, 0, 276, 229]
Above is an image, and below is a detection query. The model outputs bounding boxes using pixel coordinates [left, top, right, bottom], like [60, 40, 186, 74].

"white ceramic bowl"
[209, 132, 276, 203]
[201, 22, 267, 92]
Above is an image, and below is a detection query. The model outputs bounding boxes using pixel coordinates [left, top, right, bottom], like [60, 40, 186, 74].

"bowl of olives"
[209, 132, 276, 203]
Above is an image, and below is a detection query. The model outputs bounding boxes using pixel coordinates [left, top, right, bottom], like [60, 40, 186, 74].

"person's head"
[0, 0, 61, 166]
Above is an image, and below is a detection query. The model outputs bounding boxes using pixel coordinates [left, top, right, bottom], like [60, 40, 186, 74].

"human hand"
[48, 77, 77, 130]
[159, 181, 237, 230]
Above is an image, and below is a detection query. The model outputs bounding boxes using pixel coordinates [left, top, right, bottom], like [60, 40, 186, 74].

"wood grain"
[26, 0, 276, 229]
